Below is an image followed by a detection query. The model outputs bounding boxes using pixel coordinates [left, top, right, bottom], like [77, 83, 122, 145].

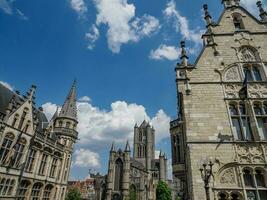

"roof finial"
[257, 1, 267, 22]
[27, 85, 37, 102]
[110, 142, 116, 152]
[221, 0, 239, 8]
[180, 41, 188, 67]
[203, 4, 212, 27]
[125, 140, 131, 152]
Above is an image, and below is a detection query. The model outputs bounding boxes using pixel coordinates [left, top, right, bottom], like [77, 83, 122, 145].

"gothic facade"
[105, 121, 168, 200]
[171, 0, 267, 200]
[0, 81, 78, 199]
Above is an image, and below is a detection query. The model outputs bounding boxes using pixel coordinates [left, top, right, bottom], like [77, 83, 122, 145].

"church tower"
[133, 121, 155, 171]
[171, 0, 267, 199]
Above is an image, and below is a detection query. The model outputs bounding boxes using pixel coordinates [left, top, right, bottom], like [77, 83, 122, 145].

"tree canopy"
[65, 187, 82, 200]
[156, 181, 172, 200]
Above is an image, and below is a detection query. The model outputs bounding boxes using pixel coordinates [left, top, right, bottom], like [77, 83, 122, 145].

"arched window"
[0, 134, 14, 163]
[254, 103, 267, 140]
[12, 114, 19, 127]
[18, 180, 31, 199]
[49, 158, 58, 178]
[218, 193, 227, 200]
[38, 154, 48, 175]
[66, 122, 70, 128]
[43, 184, 53, 200]
[229, 103, 253, 140]
[31, 182, 43, 200]
[243, 169, 254, 187]
[255, 169, 265, 187]
[232, 13, 245, 31]
[114, 158, 123, 191]
[230, 193, 240, 200]
[58, 121, 63, 127]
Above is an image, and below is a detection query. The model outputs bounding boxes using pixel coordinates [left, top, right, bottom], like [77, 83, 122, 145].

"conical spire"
[125, 140, 131, 152]
[59, 80, 77, 120]
[257, 1, 267, 22]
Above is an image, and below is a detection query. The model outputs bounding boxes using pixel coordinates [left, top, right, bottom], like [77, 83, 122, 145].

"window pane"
[252, 67, 262, 81]
[259, 191, 267, 200]
[243, 67, 253, 81]
[257, 118, 267, 140]
[232, 118, 243, 140]
[218, 193, 227, 200]
[246, 190, 257, 200]
[244, 170, 254, 187]
[230, 105, 238, 115]
[254, 105, 262, 115]
[255, 170, 266, 187]
[242, 118, 253, 140]
[239, 104, 246, 115]
[264, 104, 267, 115]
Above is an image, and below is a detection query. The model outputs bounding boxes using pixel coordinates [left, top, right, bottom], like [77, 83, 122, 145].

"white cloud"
[0, 81, 14, 91]
[79, 96, 91, 102]
[85, 24, 100, 50]
[42, 98, 170, 150]
[42, 102, 60, 121]
[0, 0, 12, 15]
[149, 44, 180, 61]
[92, 0, 160, 53]
[164, 0, 204, 45]
[74, 148, 101, 168]
[70, 0, 87, 16]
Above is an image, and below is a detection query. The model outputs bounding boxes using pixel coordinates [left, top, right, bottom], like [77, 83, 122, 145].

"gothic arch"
[114, 158, 123, 192]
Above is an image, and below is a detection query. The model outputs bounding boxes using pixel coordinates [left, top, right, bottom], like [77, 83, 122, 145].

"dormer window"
[232, 13, 244, 31]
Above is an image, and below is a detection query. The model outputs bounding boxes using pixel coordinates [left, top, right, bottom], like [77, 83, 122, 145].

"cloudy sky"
[0, 0, 266, 180]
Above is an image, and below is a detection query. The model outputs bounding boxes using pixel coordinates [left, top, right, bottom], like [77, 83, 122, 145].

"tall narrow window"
[49, 158, 58, 178]
[114, 158, 123, 191]
[243, 65, 262, 82]
[243, 169, 254, 187]
[12, 140, 26, 167]
[38, 154, 48, 175]
[25, 149, 37, 172]
[0, 135, 14, 163]
[43, 185, 53, 200]
[254, 104, 267, 140]
[229, 104, 253, 140]
[0, 179, 15, 196]
[18, 109, 28, 130]
[176, 135, 181, 163]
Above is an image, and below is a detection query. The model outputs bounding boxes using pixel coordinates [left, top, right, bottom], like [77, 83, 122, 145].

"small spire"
[159, 150, 164, 157]
[257, 1, 267, 22]
[27, 85, 37, 102]
[180, 41, 188, 67]
[134, 123, 138, 128]
[125, 140, 131, 152]
[59, 80, 77, 121]
[110, 142, 116, 152]
[221, 0, 240, 8]
[203, 4, 212, 26]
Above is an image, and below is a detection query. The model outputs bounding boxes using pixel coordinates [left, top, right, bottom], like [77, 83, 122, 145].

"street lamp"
[199, 159, 214, 200]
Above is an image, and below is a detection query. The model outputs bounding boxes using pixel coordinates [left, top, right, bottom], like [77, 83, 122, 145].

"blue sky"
[0, 0, 266, 180]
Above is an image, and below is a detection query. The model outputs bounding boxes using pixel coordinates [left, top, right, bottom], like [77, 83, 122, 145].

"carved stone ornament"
[234, 32, 253, 46]
[224, 66, 241, 82]
[240, 48, 256, 62]
[236, 144, 265, 164]
[220, 168, 236, 185]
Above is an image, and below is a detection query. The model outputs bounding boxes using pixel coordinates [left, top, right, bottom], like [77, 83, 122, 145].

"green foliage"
[129, 185, 137, 200]
[156, 181, 172, 200]
[65, 187, 82, 200]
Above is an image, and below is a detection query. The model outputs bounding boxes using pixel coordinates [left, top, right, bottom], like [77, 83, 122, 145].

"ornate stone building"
[105, 121, 168, 200]
[170, 0, 267, 200]
[0, 81, 78, 199]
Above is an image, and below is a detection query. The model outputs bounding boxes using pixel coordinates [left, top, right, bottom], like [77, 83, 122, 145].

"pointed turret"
[257, 1, 267, 22]
[59, 80, 77, 121]
[180, 41, 188, 67]
[110, 142, 116, 152]
[125, 140, 130, 152]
